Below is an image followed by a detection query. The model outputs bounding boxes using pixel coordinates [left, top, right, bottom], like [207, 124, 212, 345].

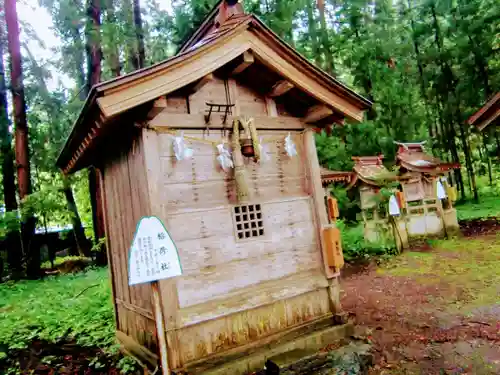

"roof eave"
[56, 87, 100, 172]
[248, 16, 372, 111]
[176, 0, 222, 54]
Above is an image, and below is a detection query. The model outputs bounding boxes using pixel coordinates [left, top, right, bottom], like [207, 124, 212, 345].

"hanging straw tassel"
[232, 119, 250, 202]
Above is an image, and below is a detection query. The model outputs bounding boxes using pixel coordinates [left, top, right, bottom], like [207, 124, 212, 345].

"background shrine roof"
[320, 168, 355, 186]
[352, 156, 398, 186]
[395, 142, 460, 173]
[467, 92, 500, 131]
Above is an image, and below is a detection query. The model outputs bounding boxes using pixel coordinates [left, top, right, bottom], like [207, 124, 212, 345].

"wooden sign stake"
[128, 216, 183, 375]
[152, 280, 170, 375]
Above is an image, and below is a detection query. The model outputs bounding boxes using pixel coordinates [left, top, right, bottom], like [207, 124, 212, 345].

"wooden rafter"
[191, 73, 214, 93]
[304, 105, 333, 123]
[232, 51, 254, 75]
[147, 96, 167, 119]
[269, 80, 294, 97]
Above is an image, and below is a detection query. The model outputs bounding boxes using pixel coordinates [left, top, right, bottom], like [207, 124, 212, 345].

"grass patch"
[0, 267, 114, 350]
[337, 220, 397, 262]
[0, 268, 140, 373]
[381, 235, 500, 312]
[455, 195, 500, 221]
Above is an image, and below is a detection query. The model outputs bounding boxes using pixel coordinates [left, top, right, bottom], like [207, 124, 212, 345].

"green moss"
[382, 234, 500, 312]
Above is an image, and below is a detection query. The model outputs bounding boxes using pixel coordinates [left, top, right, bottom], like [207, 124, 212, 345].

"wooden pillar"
[303, 129, 341, 313]
[97, 166, 119, 329]
[141, 128, 182, 370]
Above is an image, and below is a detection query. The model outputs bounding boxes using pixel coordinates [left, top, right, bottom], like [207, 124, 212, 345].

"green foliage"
[455, 196, 500, 221]
[328, 186, 358, 214]
[0, 268, 143, 373]
[0, 268, 114, 351]
[40, 256, 91, 270]
[337, 219, 396, 261]
[0, 211, 20, 239]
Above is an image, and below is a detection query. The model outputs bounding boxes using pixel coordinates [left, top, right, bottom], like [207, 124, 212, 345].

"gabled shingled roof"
[395, 142, 460, 174]
[57, 5, 371, 174]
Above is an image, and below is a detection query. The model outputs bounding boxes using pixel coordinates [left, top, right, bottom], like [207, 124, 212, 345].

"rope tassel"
[232, 118, 250, 202]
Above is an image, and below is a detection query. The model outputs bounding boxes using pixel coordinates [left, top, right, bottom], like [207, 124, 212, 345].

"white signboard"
[389, 195, 401, 216]
[436, 180, 447, 200]
[128, 216, 183, 286]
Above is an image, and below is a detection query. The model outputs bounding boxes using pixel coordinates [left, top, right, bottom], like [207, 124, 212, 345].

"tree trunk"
[24, 43, 92, 263]
[407, 0, 433, 137]
[5, 0, 38, 278]
[85, 0, 107, 265]
[63, 176, 91, 257]
[482, 134, 493, 185]
[0, 29, 22, 277]
[133, 0, 145, 69]
[70, 25, 87, 99]
[85, 0, 103, 93]
[104, 0, 121, 77]
[306, 0, 321, 66]
[317, 0, 335, 74]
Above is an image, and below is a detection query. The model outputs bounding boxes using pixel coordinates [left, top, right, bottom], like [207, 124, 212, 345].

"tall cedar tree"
[24, 47, 92, 257]
[4, 0, 39, 278]
[85, 0, 107, 264]
[104, 0, 121, 77]
[133, 0, 146, 69]
[0, 22, 22, 276]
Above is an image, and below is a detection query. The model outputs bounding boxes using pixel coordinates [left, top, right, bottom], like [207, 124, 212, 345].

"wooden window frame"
[232, 203, 265, 241]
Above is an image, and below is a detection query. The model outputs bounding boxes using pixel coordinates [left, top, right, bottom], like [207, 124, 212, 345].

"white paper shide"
[389, 195, 401, 216]
[129, 216, 182, 286]
[436, 180, 447, 200]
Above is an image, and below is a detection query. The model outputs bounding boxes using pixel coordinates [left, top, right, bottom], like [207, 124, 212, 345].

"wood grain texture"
[97, 33, 251, 117]
[141, 128, 182, 368]
[232, 51, 254, 75]
[149, 112, 306, 130]
[246, 33, 363, 121]
[303, 129, 335, 279]
[175, 287, 330, 366]
[178, 269, 328, 327]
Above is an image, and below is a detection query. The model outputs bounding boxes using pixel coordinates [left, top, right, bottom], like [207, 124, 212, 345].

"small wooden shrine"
[395, 142, 460, 237]
[56, 1, 371, 374]
[321, 156, 406, 249]
[467, 92, 500, 131]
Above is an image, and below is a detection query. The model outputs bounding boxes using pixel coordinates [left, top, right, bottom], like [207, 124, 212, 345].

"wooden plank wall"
[147, 77, 330, 367]
[102, 128, 158, 354]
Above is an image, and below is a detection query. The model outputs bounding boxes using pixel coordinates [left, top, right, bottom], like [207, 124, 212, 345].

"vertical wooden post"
[142, 128, 181, 369]
[152, 281, 170, 375]
[303, 129, 341, 314]
[97, 167, 119, 328]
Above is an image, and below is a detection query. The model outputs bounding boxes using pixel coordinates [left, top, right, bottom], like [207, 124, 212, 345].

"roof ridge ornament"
[215, 0, 245, 28]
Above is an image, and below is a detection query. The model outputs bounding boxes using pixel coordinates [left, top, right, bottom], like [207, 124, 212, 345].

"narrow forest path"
[341, 233, 500, 375]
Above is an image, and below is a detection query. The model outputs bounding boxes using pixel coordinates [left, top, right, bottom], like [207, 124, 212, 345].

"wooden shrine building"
[467, 92, 500, 131]
[395, 142, 460, 237]
[321, 156, 406, 249]
[56, 1, 371, 373]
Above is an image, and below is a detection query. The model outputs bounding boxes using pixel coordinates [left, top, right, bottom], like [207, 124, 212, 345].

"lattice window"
[233, 204, 264, 240]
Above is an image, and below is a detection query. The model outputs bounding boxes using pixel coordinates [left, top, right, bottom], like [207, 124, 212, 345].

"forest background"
[0, 0, 499, 278]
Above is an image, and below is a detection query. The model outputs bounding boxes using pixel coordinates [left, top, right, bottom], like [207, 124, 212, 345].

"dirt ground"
[341, 231, 500, 375]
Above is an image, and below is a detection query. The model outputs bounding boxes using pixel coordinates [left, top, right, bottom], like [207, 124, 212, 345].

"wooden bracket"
[191, 73, 214, 93]
[232, 51, 254, 75]
[269, 80, 294, 97]
[304, 105, 333, 123]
